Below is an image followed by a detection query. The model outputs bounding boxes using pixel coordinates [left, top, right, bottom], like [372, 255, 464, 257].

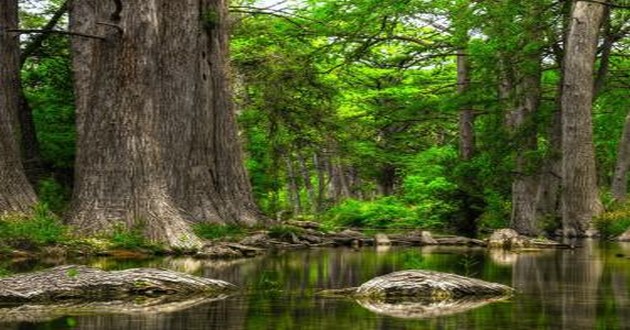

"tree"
[68, 0, 263, 248]
[561, 0, 607, 236]
[0, 0, 38, 214]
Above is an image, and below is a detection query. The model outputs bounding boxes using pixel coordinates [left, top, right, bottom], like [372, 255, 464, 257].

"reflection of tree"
[512, 240, 602, 329]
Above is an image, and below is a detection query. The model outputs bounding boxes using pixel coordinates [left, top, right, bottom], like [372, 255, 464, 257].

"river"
[1, 240, 629, 329]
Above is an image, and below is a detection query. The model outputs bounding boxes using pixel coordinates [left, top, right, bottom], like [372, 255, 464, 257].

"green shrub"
[325, 197, 417, 229]
[0, 203, 68, 248]
[594, 207, 630, 239]
[193, 223, 246, 240]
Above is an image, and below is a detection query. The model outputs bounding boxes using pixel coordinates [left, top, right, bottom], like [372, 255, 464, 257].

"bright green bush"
[400, 146, 461, 230]
[325, 197, 417, 229]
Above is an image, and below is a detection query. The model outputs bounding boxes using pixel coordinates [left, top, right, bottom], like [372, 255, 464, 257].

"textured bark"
[510, 53, 543, 235]
[68, 0, 263, 249]
[561, 0, 606, 236]
[0, 265, 235, 304]
[0, 0, 38, 214]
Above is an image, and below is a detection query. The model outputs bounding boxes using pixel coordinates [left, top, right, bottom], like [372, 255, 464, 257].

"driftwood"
[0, 265, 235, 304]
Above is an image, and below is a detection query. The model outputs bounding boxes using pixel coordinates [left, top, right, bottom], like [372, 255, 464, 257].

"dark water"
[2, 240, 630, 330]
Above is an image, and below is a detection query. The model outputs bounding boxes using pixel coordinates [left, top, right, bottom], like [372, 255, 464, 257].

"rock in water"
[374, 233, 391, 246]
[0, 265, 236, 304]
[618, 228, 630, 241]
[355, 270, 513, 300]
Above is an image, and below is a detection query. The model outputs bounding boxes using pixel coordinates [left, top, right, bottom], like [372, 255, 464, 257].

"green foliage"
[108, 223, 153, 250]
[37, 177, 71, 213]
[0, 203, 68, 248]
[593, 205, 630, 239]
[401, 147, 460, 229]
[325, 197, 416, 229]
[193, 223, 246, 241]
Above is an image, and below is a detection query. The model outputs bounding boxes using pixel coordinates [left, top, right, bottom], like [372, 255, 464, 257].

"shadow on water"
[1, 241, 630, 329]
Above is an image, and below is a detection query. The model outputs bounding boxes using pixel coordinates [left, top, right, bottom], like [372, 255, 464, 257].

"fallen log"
[0, 265, 236, 304]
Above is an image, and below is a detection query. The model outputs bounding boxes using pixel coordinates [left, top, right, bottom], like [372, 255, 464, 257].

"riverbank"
[0, 219, 575, 265]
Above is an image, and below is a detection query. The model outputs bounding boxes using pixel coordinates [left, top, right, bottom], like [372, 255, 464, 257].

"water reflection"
[1, 243, 630, 329]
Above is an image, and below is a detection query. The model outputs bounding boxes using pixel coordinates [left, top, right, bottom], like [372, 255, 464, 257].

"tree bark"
[68, 0, 263, 249]
[510, 13, 543, 236]
[561, 0, 606, 236]
[0, 0, 38, 214]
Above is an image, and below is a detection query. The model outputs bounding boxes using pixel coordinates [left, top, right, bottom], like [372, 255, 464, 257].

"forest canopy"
[1, 0, 630, 248]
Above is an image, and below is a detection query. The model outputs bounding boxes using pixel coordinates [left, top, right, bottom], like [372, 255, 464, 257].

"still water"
[1, 240, 630, 329]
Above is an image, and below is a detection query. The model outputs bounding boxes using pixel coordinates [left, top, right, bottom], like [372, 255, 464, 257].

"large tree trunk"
[510, 12, 543, 236]
[68, 0, 262, 249]
[457, 47, 475, 161]
[561, 0, 606, 236]
[0, 0, 38, 214]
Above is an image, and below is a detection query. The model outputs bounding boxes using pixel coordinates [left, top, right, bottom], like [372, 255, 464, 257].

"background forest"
[5, 0, 630, 246]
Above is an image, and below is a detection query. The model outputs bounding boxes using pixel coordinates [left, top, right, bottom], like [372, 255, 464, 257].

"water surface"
[1, 240, 629, 330]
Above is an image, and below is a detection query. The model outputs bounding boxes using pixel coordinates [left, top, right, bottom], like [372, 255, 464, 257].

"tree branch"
[8, 29, 106, 41]
[20, 0, 69, 65]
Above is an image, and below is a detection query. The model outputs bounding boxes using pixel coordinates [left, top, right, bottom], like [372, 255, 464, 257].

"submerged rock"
[0, 265, 236, 304]
[618, 228, 630, 242]
[374, 233, 391, 246]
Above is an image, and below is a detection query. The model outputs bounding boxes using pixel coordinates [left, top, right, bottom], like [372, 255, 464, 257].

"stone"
[374, 233, 391, 246]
